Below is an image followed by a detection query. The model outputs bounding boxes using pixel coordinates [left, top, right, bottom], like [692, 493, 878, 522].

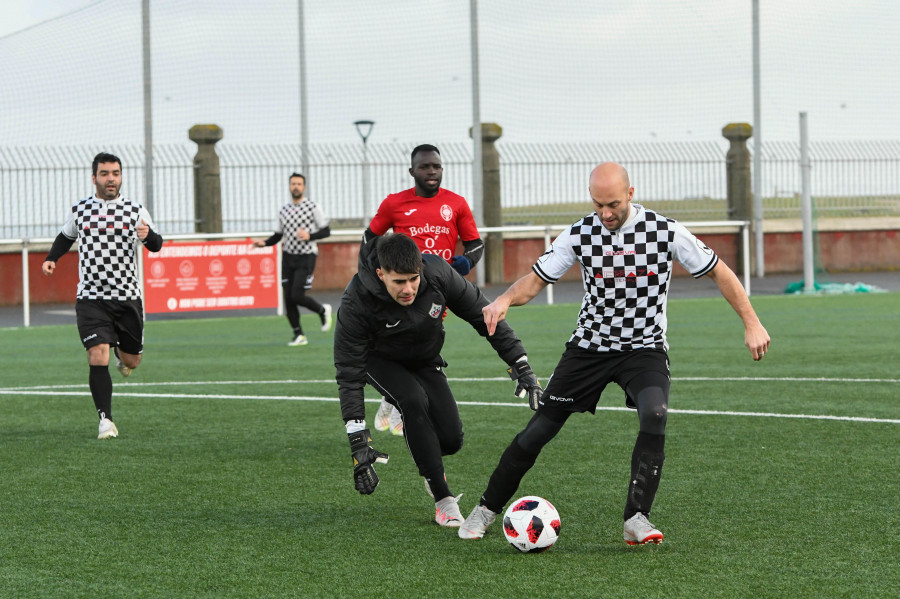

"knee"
[442, 433, 464, 456]
[287, 289, 306, 304]
[639, 408, 667, 433]
[637, 395, 668, 435]
[123, 353, 142, 369]
[87, 344, 109, 366]
[632, 383, 670, 434]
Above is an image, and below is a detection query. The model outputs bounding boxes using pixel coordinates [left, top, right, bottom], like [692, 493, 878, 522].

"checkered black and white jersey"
[274, 199, 329, 255]
[60, 195, 155, 300]
[533, 204, 718, 352]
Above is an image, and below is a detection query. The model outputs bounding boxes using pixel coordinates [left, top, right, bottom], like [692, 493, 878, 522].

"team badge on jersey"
[440, 204, 453, 221]
[429, 303, 443, 318]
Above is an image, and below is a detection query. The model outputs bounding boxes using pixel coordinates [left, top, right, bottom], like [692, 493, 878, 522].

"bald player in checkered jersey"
[42, 152, 164, 440]
[253, 172, 332, 346]
[458, 162, 770, 546]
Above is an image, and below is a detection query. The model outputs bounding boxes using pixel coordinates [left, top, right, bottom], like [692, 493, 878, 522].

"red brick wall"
[2, 229, 897, 305]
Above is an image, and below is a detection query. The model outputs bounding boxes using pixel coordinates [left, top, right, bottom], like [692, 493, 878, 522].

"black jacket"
[334, 234, 527, 423]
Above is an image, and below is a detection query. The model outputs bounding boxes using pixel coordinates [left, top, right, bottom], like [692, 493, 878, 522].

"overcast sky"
[1, 0, 898, 147]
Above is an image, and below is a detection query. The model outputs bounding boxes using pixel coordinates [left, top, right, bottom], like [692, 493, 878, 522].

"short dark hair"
[377, 233, 423, 274]
[92, 152, 122, 176]
[410, 144, 440, 163]
[289, 172, 306, 183]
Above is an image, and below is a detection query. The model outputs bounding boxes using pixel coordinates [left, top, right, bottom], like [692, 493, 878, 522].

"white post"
[361, 143, 367, 220]
[799, 112, 815, 293]
[22, 241, 30, 327]
[277, 246, 284, 316]
[142, 0, 153, 214]
[742, 222, 751, 296]
[138, 244, 146, 319]
[470, 0, 485, 288]
[752, 0, 764, 277]
[298, 0, 310, 177]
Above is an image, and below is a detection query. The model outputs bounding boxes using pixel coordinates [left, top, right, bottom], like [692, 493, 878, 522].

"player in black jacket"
[334, 232, 542, 528]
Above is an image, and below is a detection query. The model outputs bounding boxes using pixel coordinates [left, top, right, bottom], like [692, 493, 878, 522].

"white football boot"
[623, 512, 664, 545]
[458, 505, 497, 539]
[98, 418, 119, 440]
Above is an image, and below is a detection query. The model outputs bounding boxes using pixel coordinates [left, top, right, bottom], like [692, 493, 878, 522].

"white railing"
[2, 221, 750, 327]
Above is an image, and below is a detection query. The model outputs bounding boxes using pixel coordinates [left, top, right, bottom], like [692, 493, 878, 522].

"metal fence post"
[22, 240, 30, 327]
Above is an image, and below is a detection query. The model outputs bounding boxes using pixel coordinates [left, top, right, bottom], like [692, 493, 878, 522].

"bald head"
[589, 162, 630, 193]
[588, 162, 634, 231]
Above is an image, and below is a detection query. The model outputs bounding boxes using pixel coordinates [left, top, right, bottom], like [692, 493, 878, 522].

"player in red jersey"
[368, 144, 485, 436]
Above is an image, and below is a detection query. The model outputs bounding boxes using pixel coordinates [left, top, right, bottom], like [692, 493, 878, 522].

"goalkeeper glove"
[507, 360, 543, 411]
[450, 255, 471, 276]
[348, 429, 389, 495]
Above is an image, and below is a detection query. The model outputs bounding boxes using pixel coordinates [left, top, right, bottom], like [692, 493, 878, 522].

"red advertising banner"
[143, 240, 279, 314]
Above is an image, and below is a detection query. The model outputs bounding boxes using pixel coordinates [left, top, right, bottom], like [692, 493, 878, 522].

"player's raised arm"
[483, 272, 548, 336]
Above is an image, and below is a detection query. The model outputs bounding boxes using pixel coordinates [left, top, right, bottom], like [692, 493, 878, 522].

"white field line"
[0, 379, 898, 425]
[4, 375, 900, 392]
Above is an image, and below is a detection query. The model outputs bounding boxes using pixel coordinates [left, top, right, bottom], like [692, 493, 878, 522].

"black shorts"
[282, 253, 317, 290]
[75, 298, 144, 354]
[539, 344, 669, 416]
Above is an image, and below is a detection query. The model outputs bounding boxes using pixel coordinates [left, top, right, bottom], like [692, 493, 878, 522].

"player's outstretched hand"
[450, 255, 471, 276]
[483, 299, 510, 337]
[137, 219, 150, 241]
[348, 429, 389, 495]
[746, 322, 771, 361]
[42, 261, 56, 276]
[508, 359, 543, 410]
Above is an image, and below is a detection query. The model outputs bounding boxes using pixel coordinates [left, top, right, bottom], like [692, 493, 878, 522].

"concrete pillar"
[470, 122, 503, 283]
[722, 122, 753, 274]
[189, 124, 223, 233]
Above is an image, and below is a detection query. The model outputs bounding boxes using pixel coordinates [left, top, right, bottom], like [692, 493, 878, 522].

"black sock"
[624, 431, 665, 520]
[89, 364, 113, 421]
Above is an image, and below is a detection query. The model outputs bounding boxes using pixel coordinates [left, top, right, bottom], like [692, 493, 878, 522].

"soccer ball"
[502, 495, 561, 553]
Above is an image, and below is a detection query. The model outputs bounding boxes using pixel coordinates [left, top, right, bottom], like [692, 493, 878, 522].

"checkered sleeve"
[532, 224, 578, 283]
[670, 221, 719, 277]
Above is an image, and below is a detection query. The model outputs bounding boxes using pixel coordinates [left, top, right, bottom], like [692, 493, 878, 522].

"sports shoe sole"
[625, 535, 663, 546]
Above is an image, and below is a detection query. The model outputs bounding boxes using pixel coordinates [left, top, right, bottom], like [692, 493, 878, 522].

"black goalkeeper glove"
[508, 360, 543, 411]
[348, 428, 389, 495]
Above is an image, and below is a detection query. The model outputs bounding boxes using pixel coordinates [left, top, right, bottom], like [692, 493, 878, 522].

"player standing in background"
[42, 152, 164, 439]
[367, 144, 485, 435]
[458, 162, 770, 545]
[253, 173, 332, 346]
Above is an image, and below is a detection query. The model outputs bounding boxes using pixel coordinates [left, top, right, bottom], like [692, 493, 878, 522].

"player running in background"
[458, 162, 770, 545]
[367, 144, 484, 435]
[253, 172, 332, 346]
[42, 152, 164, 439]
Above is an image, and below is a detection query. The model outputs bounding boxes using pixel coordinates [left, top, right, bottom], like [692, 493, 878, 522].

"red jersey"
[368, 188, 480, 262]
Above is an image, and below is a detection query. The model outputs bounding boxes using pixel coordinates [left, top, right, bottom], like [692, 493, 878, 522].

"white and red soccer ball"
[502, 495, 561, 553]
